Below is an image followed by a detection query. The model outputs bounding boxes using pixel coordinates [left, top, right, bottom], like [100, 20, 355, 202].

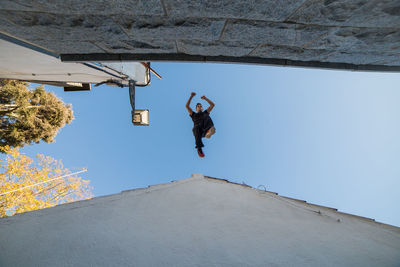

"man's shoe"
[205, 126, 216, 139]
[197, 148, 205, 157]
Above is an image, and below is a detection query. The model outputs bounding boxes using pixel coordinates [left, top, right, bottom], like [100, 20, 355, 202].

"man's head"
[196, 103, 203, 112]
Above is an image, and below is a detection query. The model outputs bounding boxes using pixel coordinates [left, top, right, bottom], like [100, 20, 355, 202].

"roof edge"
[61, 53, 400, 73]
[1, 173, 399, 231]
[204, 175, 400, 230]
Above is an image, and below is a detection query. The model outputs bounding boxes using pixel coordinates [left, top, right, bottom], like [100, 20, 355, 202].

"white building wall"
[0, 37, 149, 86]
[0, 174, 399, 266]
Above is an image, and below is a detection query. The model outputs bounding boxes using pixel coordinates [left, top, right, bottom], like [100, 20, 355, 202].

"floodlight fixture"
[132, 109, 149, 126]
[129, 80, 149, 126]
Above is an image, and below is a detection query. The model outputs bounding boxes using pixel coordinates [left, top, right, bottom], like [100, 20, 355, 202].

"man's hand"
[201, 95, 206, 100]
[191, 92, 196, 97]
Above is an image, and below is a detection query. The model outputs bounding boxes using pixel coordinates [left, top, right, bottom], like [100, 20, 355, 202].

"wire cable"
[0, 168, 88, 197]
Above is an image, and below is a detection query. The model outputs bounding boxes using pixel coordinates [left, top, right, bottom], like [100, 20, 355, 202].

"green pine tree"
[0, 79, 74, 149]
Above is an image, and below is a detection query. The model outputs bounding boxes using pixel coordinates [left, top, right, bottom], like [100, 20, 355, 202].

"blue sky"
[18, 62, 400, 227]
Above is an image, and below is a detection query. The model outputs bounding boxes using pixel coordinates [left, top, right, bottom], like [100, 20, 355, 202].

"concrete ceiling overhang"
[1, 0, 400, 72]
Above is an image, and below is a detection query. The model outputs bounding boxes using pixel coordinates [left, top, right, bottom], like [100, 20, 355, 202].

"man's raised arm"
[186, 92, 196, 115]
[201, 96, 215, 113]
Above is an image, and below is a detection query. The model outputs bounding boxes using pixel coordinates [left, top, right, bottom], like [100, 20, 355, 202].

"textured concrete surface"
[0, 174, 399, 266]
[0, 0, 400, 71]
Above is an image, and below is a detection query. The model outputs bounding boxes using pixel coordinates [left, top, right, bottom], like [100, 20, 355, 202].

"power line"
[0, 168, 88, 197]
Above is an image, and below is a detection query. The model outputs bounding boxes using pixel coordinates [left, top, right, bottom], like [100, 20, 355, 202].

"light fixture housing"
[132, 109, 149, 126]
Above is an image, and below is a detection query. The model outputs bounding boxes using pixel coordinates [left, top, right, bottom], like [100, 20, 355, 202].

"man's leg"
[193, 126, 205, 157]
[193, 126, 204, 149]
[205, 126, 216, 139]
[203, 116, 216, 139]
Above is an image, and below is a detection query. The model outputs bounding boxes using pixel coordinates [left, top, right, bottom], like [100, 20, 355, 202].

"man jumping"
[186, 92, 216, 157]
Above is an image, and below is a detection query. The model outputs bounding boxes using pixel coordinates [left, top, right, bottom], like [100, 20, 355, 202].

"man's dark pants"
[193, 116, 214, 148]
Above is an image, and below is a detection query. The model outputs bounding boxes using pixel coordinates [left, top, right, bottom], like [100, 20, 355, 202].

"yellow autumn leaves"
[0, 146, 93, 217]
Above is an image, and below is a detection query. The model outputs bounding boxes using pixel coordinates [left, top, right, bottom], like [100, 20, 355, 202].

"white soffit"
[100, 62, 149, 86]
[0, 37, 149, 86]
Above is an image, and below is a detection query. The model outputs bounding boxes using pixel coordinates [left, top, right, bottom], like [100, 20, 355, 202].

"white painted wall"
[0, 38, 149, 85]
[0, 174, 399, 266]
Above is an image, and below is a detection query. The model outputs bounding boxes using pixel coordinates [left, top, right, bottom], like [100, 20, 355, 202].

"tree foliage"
[0, 79, 74, 149]
[0, 146, 93, 217]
